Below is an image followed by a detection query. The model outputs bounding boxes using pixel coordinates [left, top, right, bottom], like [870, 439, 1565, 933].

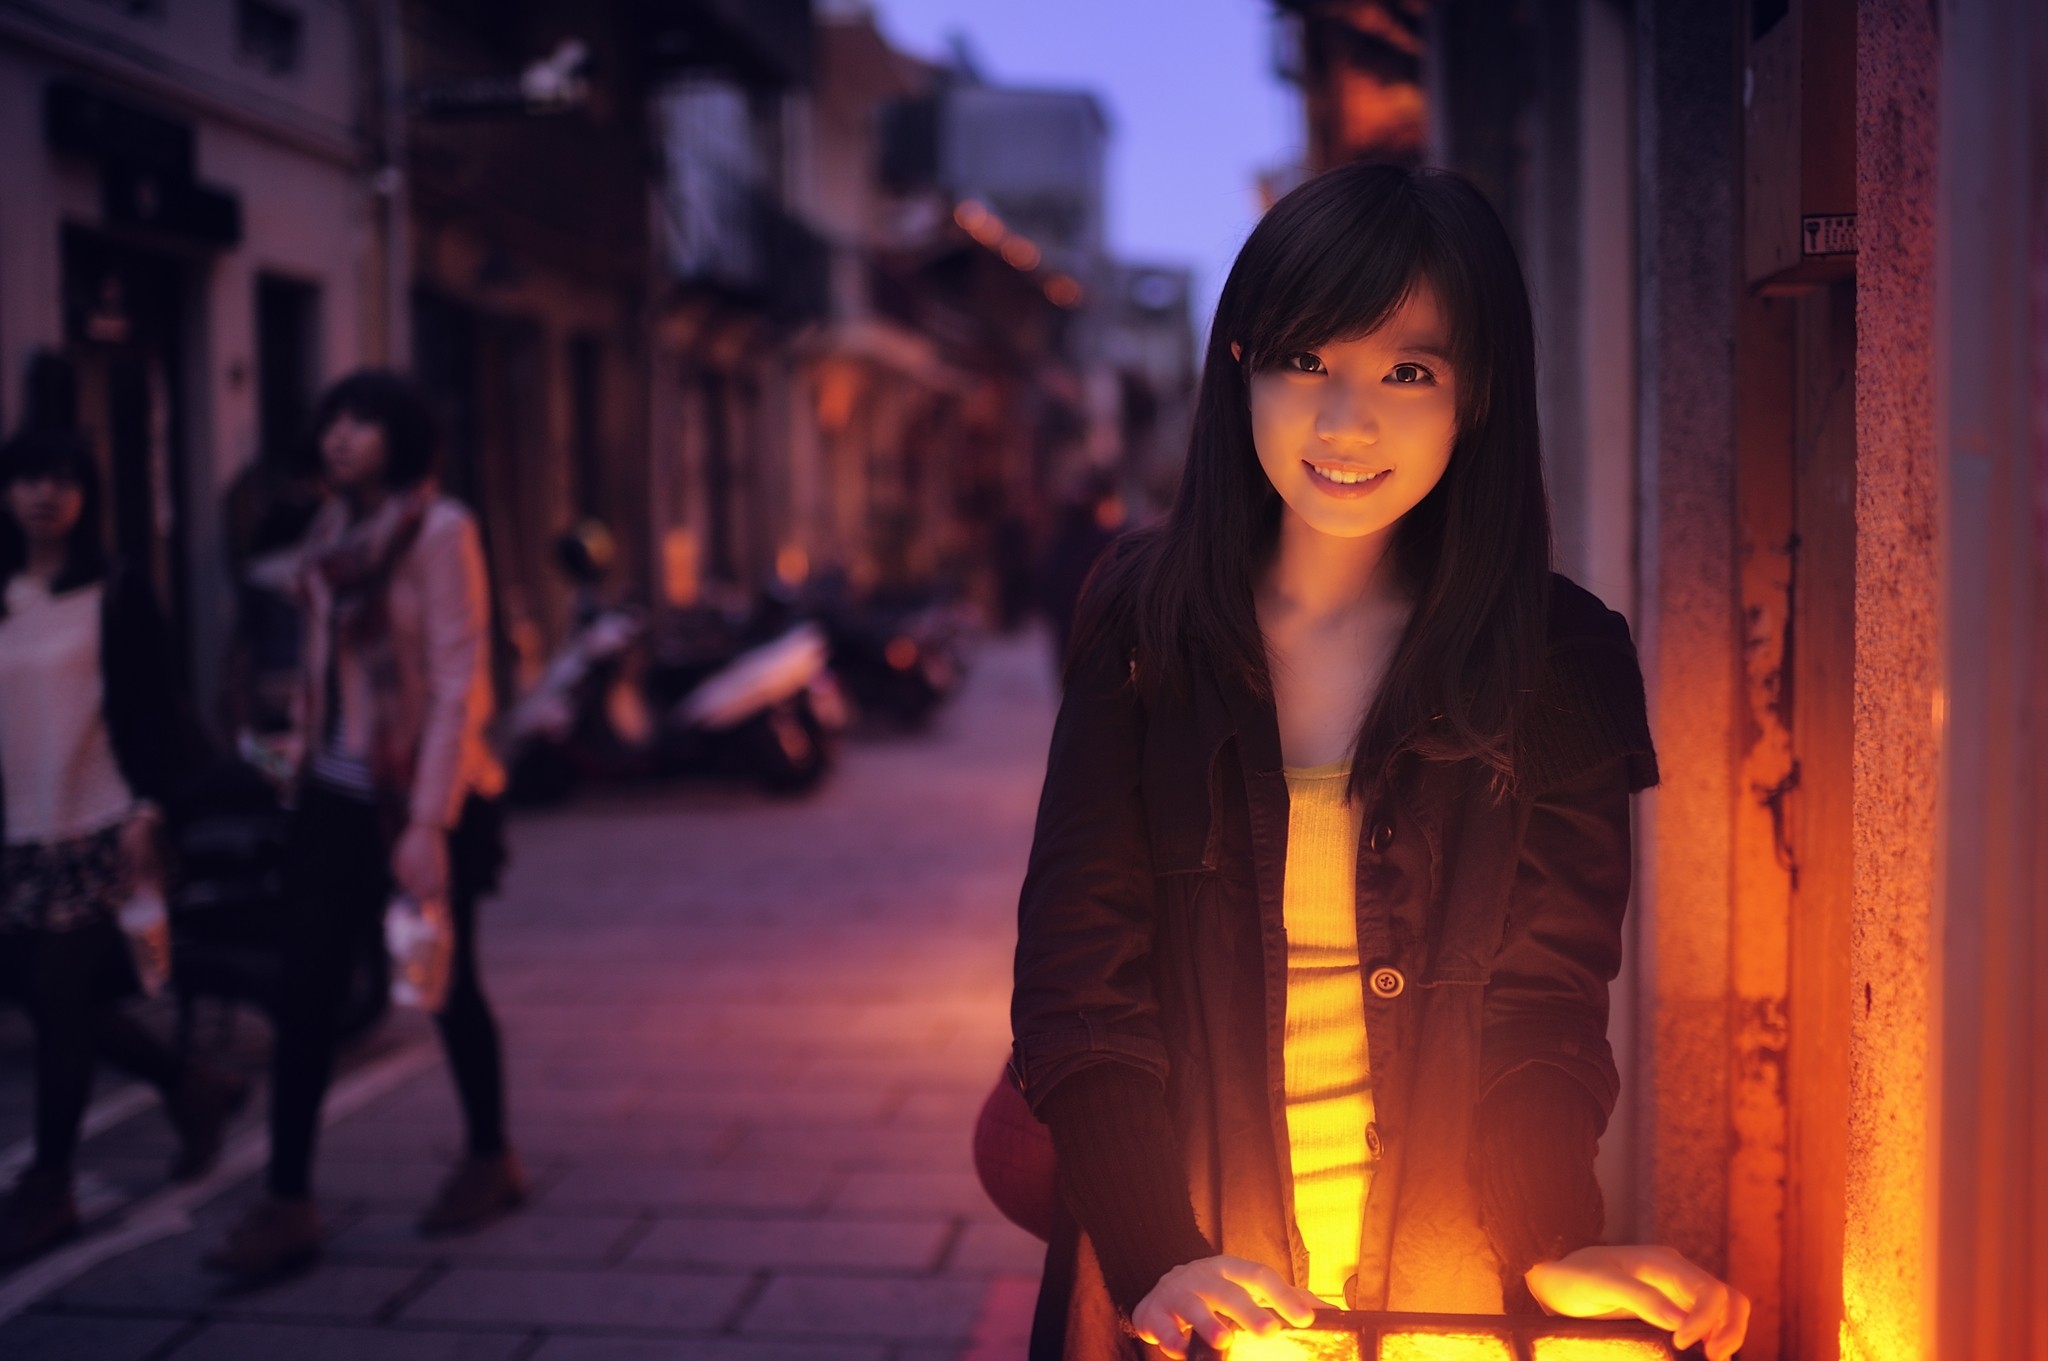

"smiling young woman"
[1004, 163, 1750, 1361]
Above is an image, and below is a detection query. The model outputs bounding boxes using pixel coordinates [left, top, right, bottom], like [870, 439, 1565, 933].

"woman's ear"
[1230, 342, 1243, 364]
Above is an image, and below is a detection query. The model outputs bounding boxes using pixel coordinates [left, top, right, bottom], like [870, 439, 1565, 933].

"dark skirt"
[0, 824, 126, 935]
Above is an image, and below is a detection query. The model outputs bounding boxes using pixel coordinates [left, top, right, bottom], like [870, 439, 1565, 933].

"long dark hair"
[0, 426, 110, 608]
[1076, 162, 1553, 796]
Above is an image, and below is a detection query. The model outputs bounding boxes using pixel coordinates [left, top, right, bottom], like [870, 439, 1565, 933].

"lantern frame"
[1186, 1309, 1679, 1361]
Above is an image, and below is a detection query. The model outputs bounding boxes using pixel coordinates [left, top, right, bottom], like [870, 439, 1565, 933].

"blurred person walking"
[206, 371, 520, 1281]
[0, 417, 246, 1265]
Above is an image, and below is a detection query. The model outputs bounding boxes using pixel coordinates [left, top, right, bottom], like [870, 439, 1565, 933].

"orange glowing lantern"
[1197, 1311, 1675, 1361]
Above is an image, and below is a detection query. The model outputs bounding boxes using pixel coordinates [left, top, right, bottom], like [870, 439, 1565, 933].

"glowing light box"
[1198, 1310, 1676, 1361]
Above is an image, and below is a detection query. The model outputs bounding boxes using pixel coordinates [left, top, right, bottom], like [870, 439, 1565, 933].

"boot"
[417, 1151, 528, 1236]
[165, 1063, 251, 1182]
[203, 1196, 321, 1282]
[0, 1164, 80, 1265]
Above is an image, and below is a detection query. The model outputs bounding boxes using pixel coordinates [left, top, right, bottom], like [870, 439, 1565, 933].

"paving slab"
[829, 1171, 1001, 1219]
[400, 1264, 752, 1331]
[538, 1165, 835, 1214]
[0, 1313, 187, 1361]
[625, 1216, 952, 1272]
[327, 1209, 642, 1265]
[739, 1274, 988, 1343]
[164, 1320, 527, 1361]
[944, 1222, 1048, 1278]
[46, 1227, 411, 1320]
[531, 1336, 889, 1361]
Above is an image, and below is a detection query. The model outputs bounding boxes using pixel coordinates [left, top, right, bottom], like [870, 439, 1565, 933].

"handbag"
[971, 1068, 1058, 1242]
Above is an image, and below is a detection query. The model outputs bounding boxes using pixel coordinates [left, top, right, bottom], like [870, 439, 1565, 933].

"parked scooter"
[817, 594, 967, 731]
[499, 527, 846, 800]
[640, 604, 848, 795]
[498, 602, 646, 803]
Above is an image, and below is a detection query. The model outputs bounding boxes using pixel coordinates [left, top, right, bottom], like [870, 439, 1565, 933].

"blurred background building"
[0, 0, 1197, 703]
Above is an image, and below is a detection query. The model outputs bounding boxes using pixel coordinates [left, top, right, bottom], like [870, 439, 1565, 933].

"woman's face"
[1245, 281, 1459, 541]
[320, 410, 390, 493]
[5, 472, 85, 548]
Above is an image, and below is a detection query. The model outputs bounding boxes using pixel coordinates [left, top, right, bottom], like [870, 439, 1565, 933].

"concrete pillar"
[1841, 0, 1939, 1355]
[1630, 0, 1742, 1275]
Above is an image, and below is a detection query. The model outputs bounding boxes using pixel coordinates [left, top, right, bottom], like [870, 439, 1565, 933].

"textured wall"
[1843, 1, 1941, 1356]
[1630, 0, 1739, 1271]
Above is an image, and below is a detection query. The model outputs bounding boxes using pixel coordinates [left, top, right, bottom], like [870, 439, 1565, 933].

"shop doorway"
[59, 226, 192, 669]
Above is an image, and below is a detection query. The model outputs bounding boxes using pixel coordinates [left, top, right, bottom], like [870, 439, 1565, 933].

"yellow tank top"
[1281, 759, 1377, 1303]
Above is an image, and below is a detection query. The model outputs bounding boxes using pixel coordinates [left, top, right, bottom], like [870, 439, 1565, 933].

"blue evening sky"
[862, 0, 1304, 337]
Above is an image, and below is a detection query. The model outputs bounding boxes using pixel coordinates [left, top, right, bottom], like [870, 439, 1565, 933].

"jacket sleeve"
[408, 509, 493, 830]
[1009, 622, 1168, 1108]
[1470, 757, 1634, 1301]
[1479, 754, 1632, 1121]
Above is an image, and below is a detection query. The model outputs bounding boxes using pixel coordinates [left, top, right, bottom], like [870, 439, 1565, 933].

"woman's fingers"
[1704, 1283, 1753, 1360]
[1671, 1278, 1728, 1351]
[1219, 1259, 1320, 1326]
[1130, 1301, 1188, 1354]
[1607, 1274, 1690, 1333]
[1131, 1256, 1316, 1357]
[1176, 1297, 1231, 1349]
[1203, 1278, 1286, 1337]
[1631, 1246, 1710, 1315]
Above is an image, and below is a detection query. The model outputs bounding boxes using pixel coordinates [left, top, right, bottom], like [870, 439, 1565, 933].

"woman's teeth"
[1306, 462, 1388, 486]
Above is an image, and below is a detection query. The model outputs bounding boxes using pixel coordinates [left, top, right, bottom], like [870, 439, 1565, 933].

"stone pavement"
[0, 628, 1063, 1361]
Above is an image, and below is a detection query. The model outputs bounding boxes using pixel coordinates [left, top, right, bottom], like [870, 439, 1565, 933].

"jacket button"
[1368, 820, 1394, 853]
[1365, 1121, 1384, 1160]
[1368, 966, 1406, 999]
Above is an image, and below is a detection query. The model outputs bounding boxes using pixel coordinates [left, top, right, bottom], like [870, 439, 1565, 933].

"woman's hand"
[391, 821, 450, 903]
[1525, 1245, 1750, 1360]
[1130, 1256, 1321, 1359]
[118, 805, 164, 892]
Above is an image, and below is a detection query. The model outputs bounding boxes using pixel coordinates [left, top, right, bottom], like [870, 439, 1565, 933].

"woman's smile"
[1302, 460, 1392, 495]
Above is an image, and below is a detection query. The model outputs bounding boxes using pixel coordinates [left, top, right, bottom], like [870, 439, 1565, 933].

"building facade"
[0, 0, 381, 723]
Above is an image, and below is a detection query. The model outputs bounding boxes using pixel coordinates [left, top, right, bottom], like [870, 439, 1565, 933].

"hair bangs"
[1237, 185, 1498, 440]
[0, 426, 97, 489]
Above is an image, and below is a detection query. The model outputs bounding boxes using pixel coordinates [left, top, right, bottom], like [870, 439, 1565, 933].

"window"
[237, 0, 302, 76]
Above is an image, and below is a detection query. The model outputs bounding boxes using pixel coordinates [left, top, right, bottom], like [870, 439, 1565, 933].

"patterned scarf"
[311, 486, 429, 808]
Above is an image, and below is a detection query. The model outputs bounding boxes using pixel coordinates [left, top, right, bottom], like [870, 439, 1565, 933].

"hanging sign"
[1802, 214, 1857, 257]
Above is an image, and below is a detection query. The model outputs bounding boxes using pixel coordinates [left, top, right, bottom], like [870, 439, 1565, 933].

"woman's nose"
[1315, 382, 1379, 445]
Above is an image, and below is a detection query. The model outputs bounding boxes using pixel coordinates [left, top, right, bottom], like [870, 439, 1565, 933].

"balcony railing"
[662, 166, 829, 325]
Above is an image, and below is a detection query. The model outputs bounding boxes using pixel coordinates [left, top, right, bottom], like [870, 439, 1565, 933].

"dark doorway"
[59, 226, 191, 667]
[255, 273, 321, 472]
[568, 334, 604, 521]
[411, 290, 550, 694]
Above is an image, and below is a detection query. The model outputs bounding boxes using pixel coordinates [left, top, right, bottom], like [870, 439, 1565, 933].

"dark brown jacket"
[1010, 573, 1657, 1359]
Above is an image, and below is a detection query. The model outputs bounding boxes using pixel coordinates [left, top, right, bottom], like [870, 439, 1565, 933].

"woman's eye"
[1388, 363, 1434, 385]
[1281, 352, 1326, 375]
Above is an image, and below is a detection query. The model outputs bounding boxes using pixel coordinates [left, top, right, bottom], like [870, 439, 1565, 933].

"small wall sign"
[1802, 214, 1857, 256]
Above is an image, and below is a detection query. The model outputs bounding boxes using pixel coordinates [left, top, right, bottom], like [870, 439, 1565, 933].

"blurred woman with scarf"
[207, 370, 519, 1280]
